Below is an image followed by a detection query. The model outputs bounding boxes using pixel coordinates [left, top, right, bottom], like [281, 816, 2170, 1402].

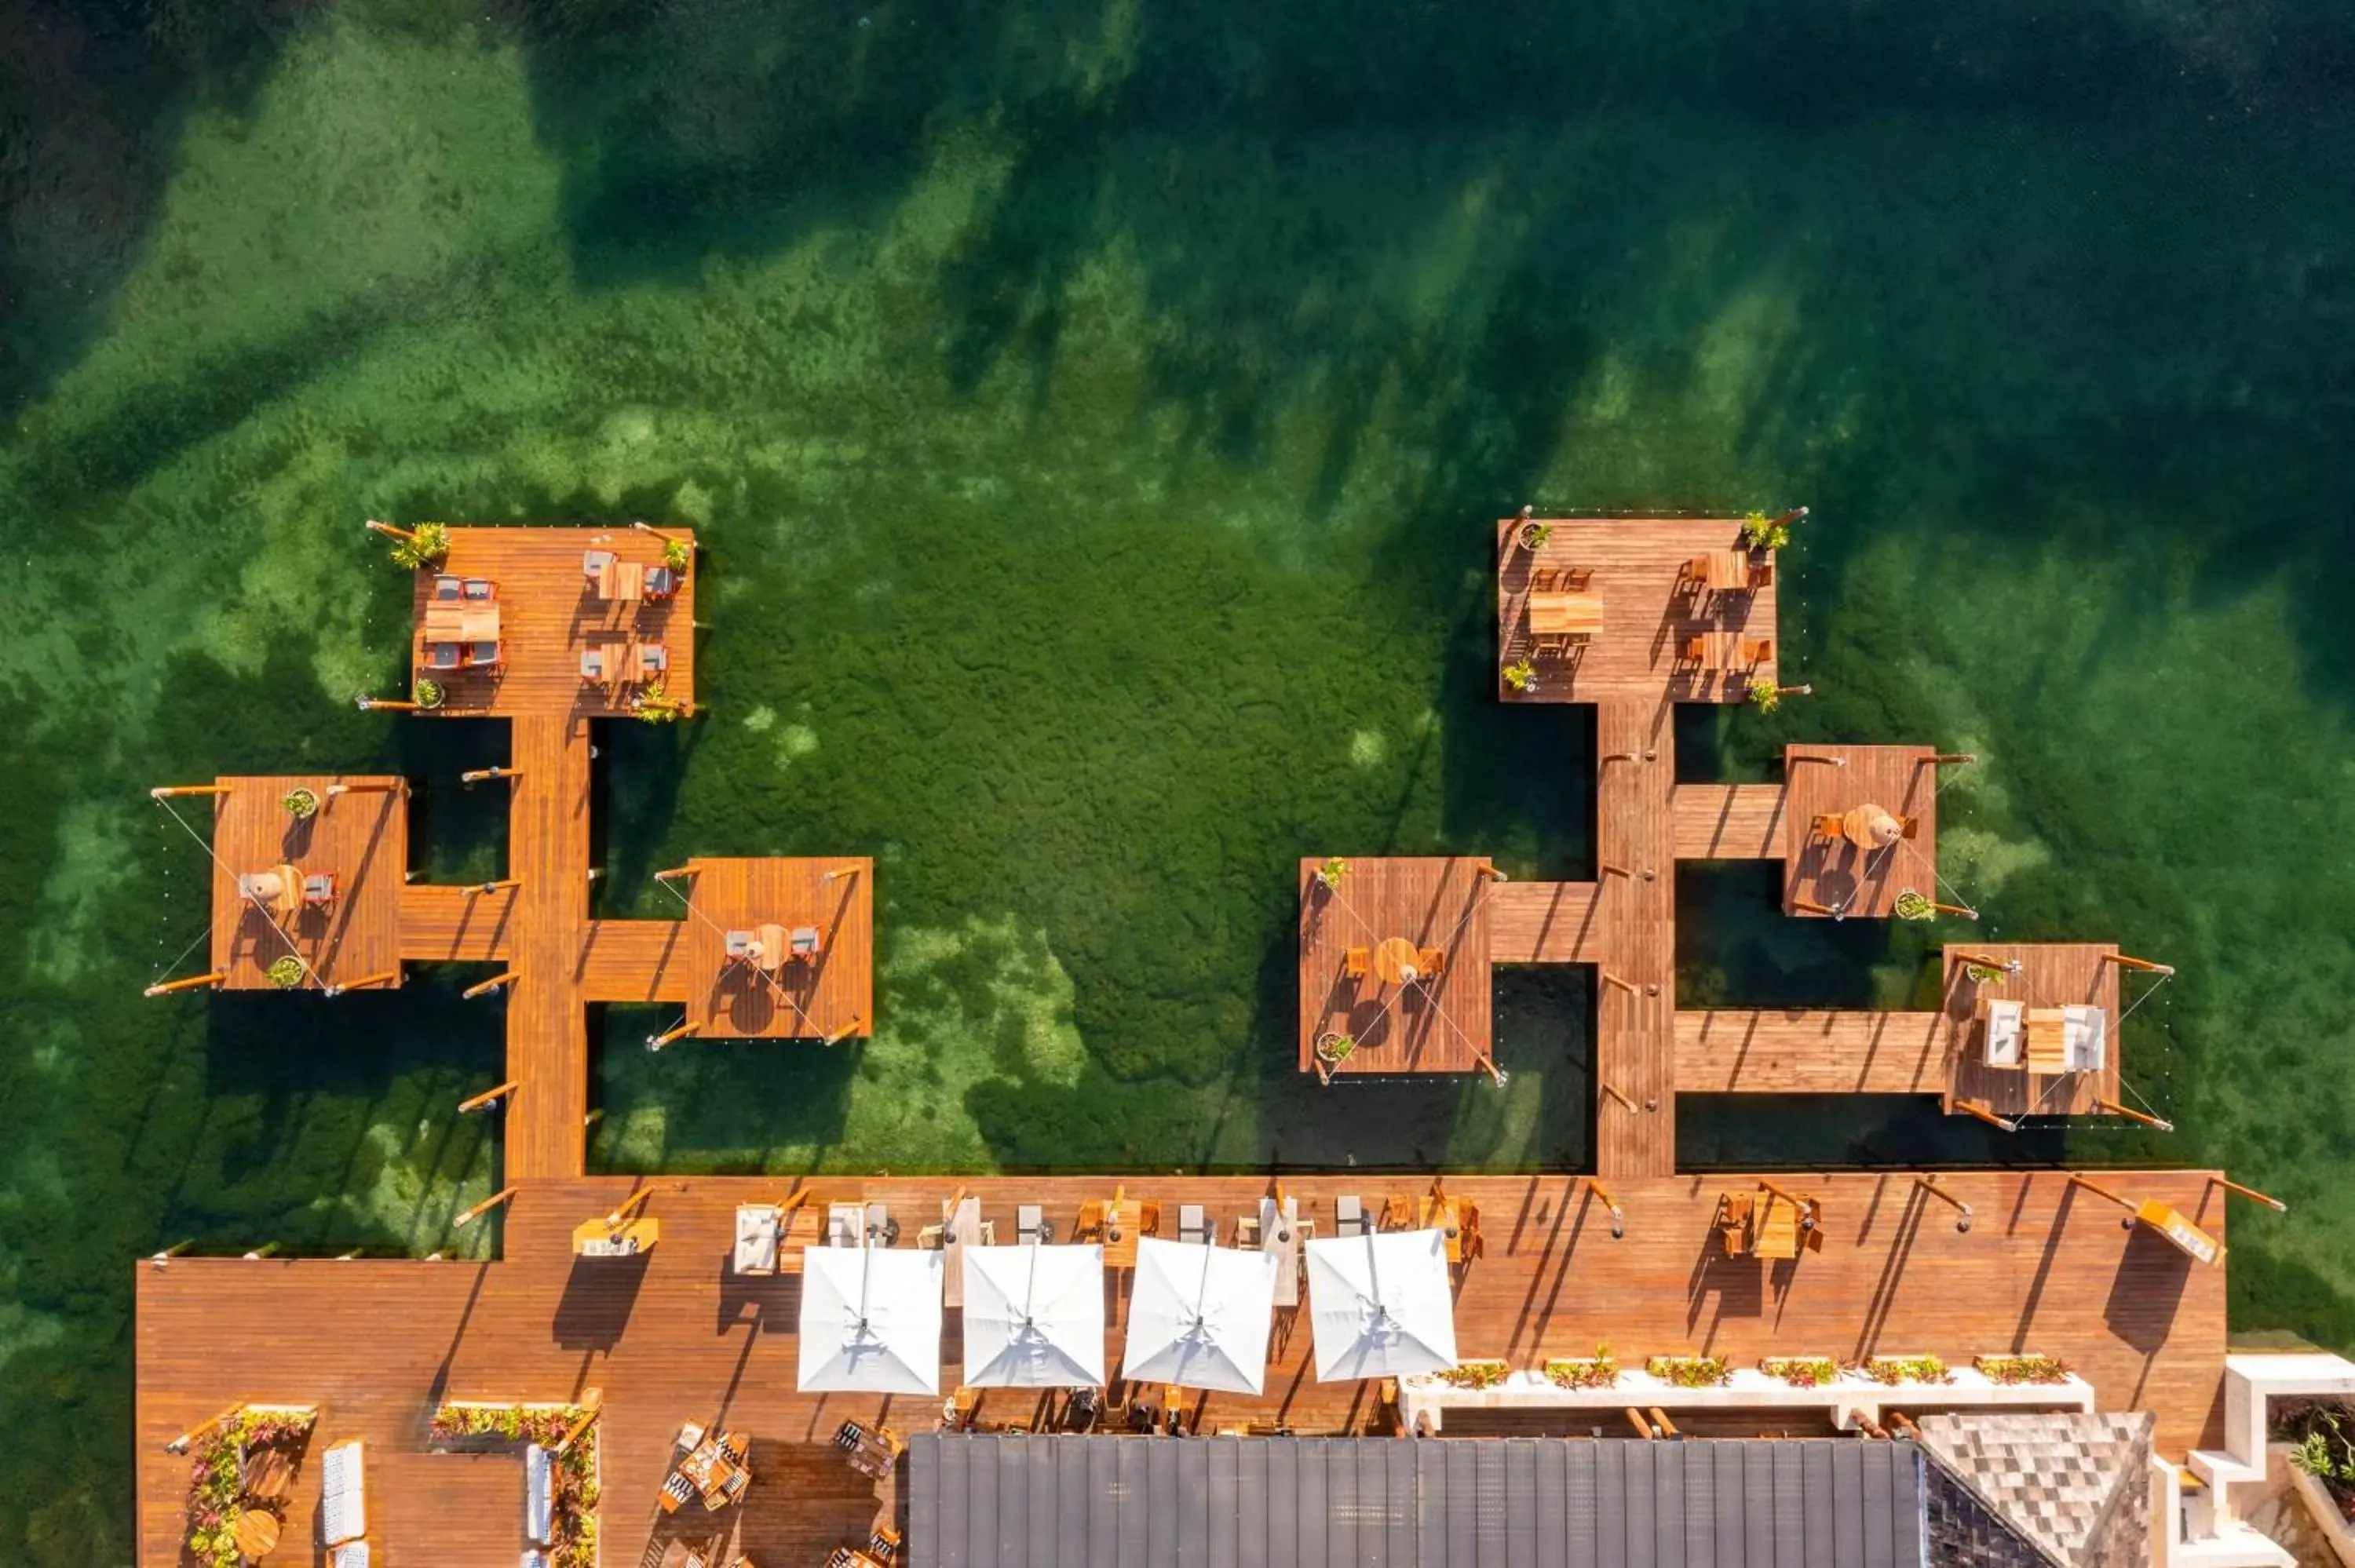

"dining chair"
[1178, 1205, 1210, 1245]
[465, 640, 501, 669]
[1810, 813, 1846, 839]
[433, 575, 463, 601]
[426, 643, 461, 670]
[301, 873, 338, 908]
[790, 925, 822, 960]
[1739, 636, 1773, 665]
[579, 648, 606, 682]
[1343, 946, 1371, 978]
[462, 578, 495, 601]
[1334, 1194, 1366, 1237]
[1415, 947, 1446, 978]
[1017, 1204, 1050, 1244]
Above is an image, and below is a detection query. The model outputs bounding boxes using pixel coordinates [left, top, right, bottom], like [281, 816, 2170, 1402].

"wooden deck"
[133, 1168, 2231, 1566]
[681, 858, 876, 1040]
[396, 882, 515, 964]
[410, 525, 698, 718]
[206, 776, 408, 990]
[1676, 1010, 1951, 1095]
[1495, 518, 1777, 704]
[1593, 701, 1678, 1176]
[1943, 943, 2123, 1118]
[1298, 858, 1498, 1075]
[1782, 746, 1941, 919]
[1488, 881, 1601, 963]
[1672, 783, 1787, 860]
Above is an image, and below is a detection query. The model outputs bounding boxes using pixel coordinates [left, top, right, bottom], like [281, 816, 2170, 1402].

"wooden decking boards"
[680, 857, 876, 1040]
[133, 1169, 2231, 1566]
[1781, 745, 1941, 918]
[1297, 857, 1496, 1074]
[206, 776, 408, 990]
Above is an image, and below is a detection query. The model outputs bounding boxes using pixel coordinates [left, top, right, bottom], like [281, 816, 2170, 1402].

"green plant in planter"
[1740, 509, 1791, 551]
[389, 520, 451, 570]
[1436, 1359, 1510, 1390]
[1316, 856, 1350, 890]
[1966, 962, 2007, 983]
[1862, 1355, 1952, 1386]
[1502, 658, 1536, 693]
[1519, 520, 1553, 552]
[1543, 1342, 1619, 1389]
[1646, 1355, 1732, 1388]
[663, 537, 692, 574]
[1893, 889, 1935, 921]
[414, 677, 445, 710]
[1761, 1356, 1840, 1388]
[265, 955, 305, 989]
[635, 678, 685, 724]
[281, 787, 320, 819]
[1315, 1032, 1356, 1064]
[1975, 1354, 2070, 1385]
[1747, 676, 1780, 713]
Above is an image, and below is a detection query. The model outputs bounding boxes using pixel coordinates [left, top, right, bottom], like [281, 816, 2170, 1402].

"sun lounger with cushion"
[321, 1439, 367, 1546]
[525, 1443, 553, 1545]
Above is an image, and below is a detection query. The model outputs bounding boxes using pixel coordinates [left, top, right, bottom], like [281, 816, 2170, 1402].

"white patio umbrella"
[1304, 1228, 1458, 1381]
[1121, 1237, 1277, 1395]
[962, 1243, 1107, 1389]
[797, 1243, 945, 1395]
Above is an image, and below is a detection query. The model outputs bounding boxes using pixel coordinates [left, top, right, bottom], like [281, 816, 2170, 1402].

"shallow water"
[5, 0, 2354, 1556]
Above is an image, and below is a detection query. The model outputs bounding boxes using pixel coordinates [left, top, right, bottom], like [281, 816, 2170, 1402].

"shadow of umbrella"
[554, 1251, 653, 1351]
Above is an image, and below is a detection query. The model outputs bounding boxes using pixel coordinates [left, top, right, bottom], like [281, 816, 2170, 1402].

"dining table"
[940, 1194, 983, 1307]
[1089, 1191, 1148, 1269]
[422, 602, 502, 644]
[1372, 935, 1424, 985]
[1526, 592, 1605, 638]
[1415, 1194, 1470, 1264]
[1696, 549, 1752, 593]
[1258, 1196, 1302, 1307]
[675, 1431, 746, 1504]
[600, 559, 647, 603]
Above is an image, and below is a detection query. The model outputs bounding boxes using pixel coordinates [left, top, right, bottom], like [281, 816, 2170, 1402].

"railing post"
[1952, 1099, 2020, 1133]
[458, 1080, 518, 1114]
[323, 969, 400, 997]
[2094, 1098, 2173, 1132]
[646, 1020, 700, 1052]
[1585, 1178, 1625, 1238]
[2102, 953, 2175, 975]
[1913, 1175, 1973, 1232]
[145, 971, 228, 997]
[823, 1016, 864, 1045]
[2208, 1176, 2287, 1213]
[462, 971, 517, 1000]
[453, 1186, 518, 1229]
[150, 783, 231, 799]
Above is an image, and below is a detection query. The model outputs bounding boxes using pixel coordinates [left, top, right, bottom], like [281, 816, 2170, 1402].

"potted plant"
[1544, 1343, 1619, 1390]
[1761, 1356, 1841, 1388]
[379, 520, 451, 570]
[634, 678, 684, 724]
[281, 787, 320, 819]
[663, 537, 692, 574]
[265, 955, 305, 990]
[1435, 1359, 1511, 1390]
[1740, 509, 1797, 552]
[1645, 1354, 1732, 1388]
[1314, 856, 1349, 891]
[1518, 520, 1552, 552]
[1894, 890, 1934, 921]
[414, 677, 445, 710]
[1974, 1353, 2070, 1385]
[1502, 658, 1536, 695]
[1314, 1032, 1356, 1067]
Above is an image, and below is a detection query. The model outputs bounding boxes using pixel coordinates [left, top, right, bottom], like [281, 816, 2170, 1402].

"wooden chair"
[1679, 634, 1711, 665]
[1380, 1193, 1415, 1231]
[1075, 1201, 1105, 1238]
[1415, 947, 1446, 978]
[1343, 946, 1371, 979]
[870, 1526, 904, 1563]
[1713, 1192, 1754, 1256]
[1458, 1201, 1484, 1261]
[462, 578, 496, 601]
[658, 1470, 693, 1513]
[1900, 815, 1920, 840]
[1739, 637, 1773, 666]
[433, 574, 464, 602]
[1810, 813, 1846, 839]
[1748, 558, 1775, 589]
[301, 873, 338, 909]
[1334, 1194, 1367, 1236]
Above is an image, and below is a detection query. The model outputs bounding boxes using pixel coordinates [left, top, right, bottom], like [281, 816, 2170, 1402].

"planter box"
[2276, 1444, 2355, 1566]
[1397, 1363, 2093, 1433]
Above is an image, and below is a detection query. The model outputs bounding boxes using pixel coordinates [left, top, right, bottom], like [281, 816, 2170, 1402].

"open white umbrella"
[797, 1244, 944, 1395]
[1305, 1228, 1457, 1381]
[1122, 1237, 1277, 1395]
[962, 1243, 1107, 1389]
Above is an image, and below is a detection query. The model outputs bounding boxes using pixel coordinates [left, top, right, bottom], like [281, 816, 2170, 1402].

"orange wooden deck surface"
[1782, 745, 1941, 919]
[1495, 519, 1777, 704]
[1943, 943, 2124, 1118]
[1676, 1009, 1952, 1095]
[1488, 880, 1601, 963]
[682, 858, 876, 1039]
[1297, 857, 1496, 1074]
[1593, 701, 1678, 1176]
[206, 776, 407, 990]
[409, 526, 698, 718]
[396, 881, 516, 963]
[133, 1169, 2229, 1566]
[1672, 782, 1787, 859]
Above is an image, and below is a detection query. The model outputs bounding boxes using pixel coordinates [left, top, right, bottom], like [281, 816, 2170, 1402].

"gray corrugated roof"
[909, 1435, 1926, 1568]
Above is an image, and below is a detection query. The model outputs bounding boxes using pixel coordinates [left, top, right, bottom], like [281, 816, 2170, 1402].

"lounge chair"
[675, 1420, 706, 1453]
[1017, 1205, 1051, 1245]
[525, 1444, 554, 1544]
[2062, 1003, 2108, 1070]
[732, 1205, 780, 1274]
[328, 1545, 371, 1568]
[826, 1202, 864, 1246]
[1981, 998, 2025, 1068]
[1178, 1205, 1210, 1245]
[320, 1439, 367, 1546]
[1334, 1194, 1366, 1237]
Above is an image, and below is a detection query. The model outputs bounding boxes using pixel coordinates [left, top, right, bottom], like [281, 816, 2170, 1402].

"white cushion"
[734, 1205, 781, 1273]
[320, 1441, 366, 1544]
[2063, 1004, 2109, 1070]
[1981, 999, 2025, 1067]
[525, 1444, 554, 1544]
[329, 1545, 369, 1568]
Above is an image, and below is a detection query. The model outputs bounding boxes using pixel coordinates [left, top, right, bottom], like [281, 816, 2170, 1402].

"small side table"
[232, 1508, 282, 1560]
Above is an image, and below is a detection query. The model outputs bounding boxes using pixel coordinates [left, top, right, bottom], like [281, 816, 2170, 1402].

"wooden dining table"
[1372, 935, 1423, 985]
[1526, 592, 1605, 638]
[422, 602, 501, 644]
[674, 1431, 746, 1504]
[599, 560, 647, 602]
[940, 1195, 983, 1307]
[1083, 1191, 1149, 1269]
[1696, 549, 1752, 593]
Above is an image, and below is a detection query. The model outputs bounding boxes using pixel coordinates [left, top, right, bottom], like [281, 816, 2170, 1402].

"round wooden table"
[1841, 804, 1901, 851]
[1374, 937, 1424, 985]
[243, 1447, 292, 1502]
[232, 1507, 281, 1560]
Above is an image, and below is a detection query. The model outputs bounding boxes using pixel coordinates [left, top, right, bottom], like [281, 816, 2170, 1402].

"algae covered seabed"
[5, 0, 2353, 1556]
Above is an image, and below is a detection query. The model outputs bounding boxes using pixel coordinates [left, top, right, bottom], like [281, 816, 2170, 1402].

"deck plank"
[205, 776, 407, 990]
[1671, 785, 1787, 860]
[1298, 857, 1496, 1075]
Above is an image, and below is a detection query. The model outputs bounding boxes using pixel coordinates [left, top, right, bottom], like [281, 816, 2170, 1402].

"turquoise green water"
[6, 1, 2355, 1557]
